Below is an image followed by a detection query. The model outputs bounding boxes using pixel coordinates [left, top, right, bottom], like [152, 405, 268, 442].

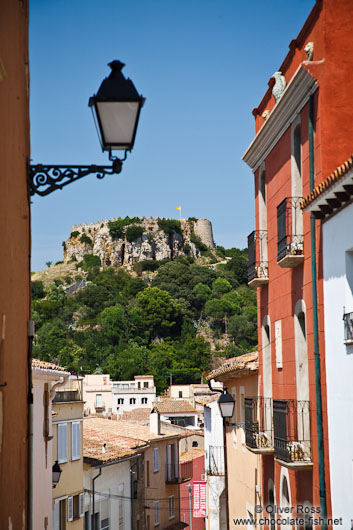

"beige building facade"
[207, 352, 262, 525]
[52, 376, 85, 530]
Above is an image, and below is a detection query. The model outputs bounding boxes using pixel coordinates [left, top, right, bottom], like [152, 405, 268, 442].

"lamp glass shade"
[52, 461, 62, 485]
[218, 392, 235, 418]
[94, 101, 140, 150]
[89, 60, 145, 152]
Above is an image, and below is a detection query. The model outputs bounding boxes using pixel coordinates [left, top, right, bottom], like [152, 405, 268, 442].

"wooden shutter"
[67, 496, 74, 522]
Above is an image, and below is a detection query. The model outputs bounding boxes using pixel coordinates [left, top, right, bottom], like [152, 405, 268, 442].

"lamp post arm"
[28, 159, 123, 197]
[207, 379, 225, 394]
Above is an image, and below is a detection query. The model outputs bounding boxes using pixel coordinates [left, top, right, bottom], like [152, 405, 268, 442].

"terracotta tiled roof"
[120, 408, 151, 424]
[32, 358, 68, 372]
[84, 416, 180, 445]
[206, 351, 258, 381]
[84, 418, 148, 465]
[153, 399, 196, 414]
[180, 448, 205, 464]
[301, 154, 353, 208]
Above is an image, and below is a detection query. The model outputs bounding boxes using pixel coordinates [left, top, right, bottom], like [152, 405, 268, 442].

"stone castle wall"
[64, 216, 215, 267]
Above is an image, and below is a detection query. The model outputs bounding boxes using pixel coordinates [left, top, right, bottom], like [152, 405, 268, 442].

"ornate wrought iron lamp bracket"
[28, 155, 124, 197]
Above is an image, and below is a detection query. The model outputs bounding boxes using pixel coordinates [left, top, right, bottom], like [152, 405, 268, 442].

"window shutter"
[67, 496, 74, 522]
[154, 501, 159, 525]
[58, 423, 67, 463]
[174, 443, 178, 478]
[71, 422, 81, 460]
[79, 493, 84, 517]
[153, 448, 158, 472]
[167, 445, 172, 480]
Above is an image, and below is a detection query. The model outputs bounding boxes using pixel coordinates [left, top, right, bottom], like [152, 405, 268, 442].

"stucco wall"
[323, 204, 353, 526]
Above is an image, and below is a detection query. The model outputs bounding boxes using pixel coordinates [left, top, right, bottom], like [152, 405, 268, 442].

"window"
[169, 496, 175, 519]
[153, 447, 159, 472]
[192, 441, 198, 448]
[144, 381, 149, 388]
[117, 398, 124, 405]
[67, 496, 74, 522]
[154, 501, 159, 526]
[130, 398, 136, 405]
[57, 423, 68, 463]
[118, 485, 124, 529]
[101, 518, 110, 530]
[146, 460, 150, 486]
[72, 493, 85, 520]
[178, 391, 183, 398]
[167, 444, 172, 481]
[71, 422, 81, 460]
[96, 394, 102, 407]
[53, 500, 64, 530]
[142, 397, 148, 404]
[147, 515, 150, 530]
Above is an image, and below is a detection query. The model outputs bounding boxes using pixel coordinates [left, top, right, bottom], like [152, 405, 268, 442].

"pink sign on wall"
[193, 481, 207, 518]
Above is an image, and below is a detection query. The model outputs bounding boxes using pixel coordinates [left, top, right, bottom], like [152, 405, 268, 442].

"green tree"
[99, 305, 126, 345]
[32, 281, 45, 300]
[212, 277, 232, 298]
[125, 225, 144, 242]
[134, 287, 181, 341]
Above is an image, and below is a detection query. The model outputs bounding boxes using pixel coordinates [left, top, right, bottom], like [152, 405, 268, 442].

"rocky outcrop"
[63, 216, 215, 268]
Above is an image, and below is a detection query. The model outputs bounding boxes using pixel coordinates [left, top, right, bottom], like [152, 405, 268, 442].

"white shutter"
[154, 501, 159, 525]
[79, 493, 84, 517]
[53, 502, 60, 530]
[71, 422, 81, 460]
[153, 448, 159, 472]
[167, 445, 172, 480]
[174, 442, 178, 478]
[67, 496, 74, 522]
[58, 423, 67, 463]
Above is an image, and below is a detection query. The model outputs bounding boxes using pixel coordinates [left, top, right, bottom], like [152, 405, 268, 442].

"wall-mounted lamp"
[218, 390, 235, 419]
[28, 60, 145, 197]
[52, 460, 62, 488]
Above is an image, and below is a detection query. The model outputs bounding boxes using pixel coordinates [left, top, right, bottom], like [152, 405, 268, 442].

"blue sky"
[30, 0, 314, 271]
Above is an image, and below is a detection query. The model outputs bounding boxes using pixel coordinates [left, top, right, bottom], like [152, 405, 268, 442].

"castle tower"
[194, 218, 215, 249]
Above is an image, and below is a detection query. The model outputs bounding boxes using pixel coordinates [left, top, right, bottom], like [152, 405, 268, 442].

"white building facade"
[203, 399, 226, 530]
[304, 159, 353, 526]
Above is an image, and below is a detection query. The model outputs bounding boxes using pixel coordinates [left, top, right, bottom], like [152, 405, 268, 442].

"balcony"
[273, 399, 312, 469]
[166, 462, 190, 484]
[277, 197, 304, 268]
[53, 378, 83, 403]
[245, 397, 273, 454]
[343, 311, 353, 344]
[248, 230, 268, 287]
[208, 445, 224, 476]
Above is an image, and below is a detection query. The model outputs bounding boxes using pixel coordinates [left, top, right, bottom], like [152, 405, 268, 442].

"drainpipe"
[308, 93, 327, 528]
[92, 468, 102, 530]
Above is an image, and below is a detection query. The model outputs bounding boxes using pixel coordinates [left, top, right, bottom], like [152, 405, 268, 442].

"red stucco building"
[242, 0, 353, 526]
[179, 449, 205, 530]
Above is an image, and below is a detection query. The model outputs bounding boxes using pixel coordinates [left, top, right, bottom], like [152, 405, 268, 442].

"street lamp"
[52, 460, 62, 488]
[218, 390, 235, 419]
[28, 60, 145, 197]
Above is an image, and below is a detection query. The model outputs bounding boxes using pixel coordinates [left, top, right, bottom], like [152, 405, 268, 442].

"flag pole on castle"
[175, 206, 181, 220]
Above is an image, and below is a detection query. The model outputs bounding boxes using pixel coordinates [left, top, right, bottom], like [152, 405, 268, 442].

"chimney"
[150, 410, 160, 435]
[102, 443, 107, 454]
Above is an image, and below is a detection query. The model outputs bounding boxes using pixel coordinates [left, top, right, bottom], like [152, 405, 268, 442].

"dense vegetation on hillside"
[32, 248, 257, 392]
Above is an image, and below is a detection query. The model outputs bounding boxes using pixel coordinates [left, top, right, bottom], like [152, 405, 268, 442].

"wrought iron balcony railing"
[273, 399, 311, 464]
[247, 230, 268, 287]
[208, 445, 225, 476]
[277, 197, 304, 267]
[245, 397, 273, 452]
[343, 311, 353, 343]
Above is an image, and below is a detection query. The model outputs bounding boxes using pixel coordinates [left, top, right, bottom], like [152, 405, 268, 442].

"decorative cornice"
[242, 65, 317, 172]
